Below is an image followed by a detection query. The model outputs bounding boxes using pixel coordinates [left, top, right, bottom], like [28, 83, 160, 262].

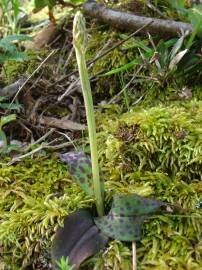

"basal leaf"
[51, 209, 108, 270]
[60, 151, 104, 198]
[95, 194, 166, 242]
[111, 194, 165, 216]
[95, 213, 145, 241]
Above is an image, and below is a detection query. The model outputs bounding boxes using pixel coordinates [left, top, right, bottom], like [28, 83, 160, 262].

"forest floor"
[0, 1, 201, 269]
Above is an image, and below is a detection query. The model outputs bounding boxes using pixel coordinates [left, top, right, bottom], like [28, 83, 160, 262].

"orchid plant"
[51, 11, 169, 270]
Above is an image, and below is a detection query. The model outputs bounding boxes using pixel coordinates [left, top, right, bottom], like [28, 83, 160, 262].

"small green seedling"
[56, 256, 75, 270]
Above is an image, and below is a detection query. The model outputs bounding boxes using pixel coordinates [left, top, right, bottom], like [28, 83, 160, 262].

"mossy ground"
[0, 155, 93, 269]
[2, 49, 54, 84]
[0, 1, 202, 269]
[0, 99, 201, 270]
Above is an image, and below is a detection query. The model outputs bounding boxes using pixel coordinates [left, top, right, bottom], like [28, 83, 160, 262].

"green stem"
[74, 42, 104, 217]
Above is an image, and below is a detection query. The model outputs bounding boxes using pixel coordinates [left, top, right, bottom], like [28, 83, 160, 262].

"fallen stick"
[39, 116, 86, 130]
[7, 141, 72, 166]
[83, 1, 193, 37]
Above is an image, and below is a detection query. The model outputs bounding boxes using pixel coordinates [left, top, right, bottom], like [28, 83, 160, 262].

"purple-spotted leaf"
[95, 194, 166, 242]
[111, 193, 165, 216]
[60, 151, 104, 198]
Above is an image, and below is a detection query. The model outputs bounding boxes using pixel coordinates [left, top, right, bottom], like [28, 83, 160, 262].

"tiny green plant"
[56, 256, 75, 270]
[0, 34, 32, 63]
[102, 2, 202, 80]
[103, 37, 186, 76]
[103, 34, 202, 87]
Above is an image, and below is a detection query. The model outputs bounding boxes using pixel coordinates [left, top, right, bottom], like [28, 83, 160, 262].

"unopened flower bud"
[73, 11, 88, 53]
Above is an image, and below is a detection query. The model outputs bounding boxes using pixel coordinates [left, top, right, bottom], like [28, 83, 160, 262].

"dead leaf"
[24, 22, 57, 50]
[39, 116, 86, 130]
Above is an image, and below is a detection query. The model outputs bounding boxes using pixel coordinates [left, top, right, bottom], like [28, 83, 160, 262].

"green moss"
[0, 156, 93, 269]
[0, 99, 201, 269]
[87, 100, 202, 270]
[84, 30, 145, 99]
[84, 178, 201, 270]
[83, 240, 132, 270]
[192, 85, 202, 100]
[2, 50, 53, 83]
[97, 100, 202, 181]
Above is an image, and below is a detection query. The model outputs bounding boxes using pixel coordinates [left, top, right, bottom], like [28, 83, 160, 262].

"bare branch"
[83, 2, 193, 37]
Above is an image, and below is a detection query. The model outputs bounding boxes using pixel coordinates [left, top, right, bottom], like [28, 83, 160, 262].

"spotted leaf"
[95, 194, 166, 242]
[60, 151, 104, 198]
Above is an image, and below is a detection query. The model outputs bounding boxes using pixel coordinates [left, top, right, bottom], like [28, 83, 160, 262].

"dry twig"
[83, 2, 193, 36]
[7, 141, 72, 166]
